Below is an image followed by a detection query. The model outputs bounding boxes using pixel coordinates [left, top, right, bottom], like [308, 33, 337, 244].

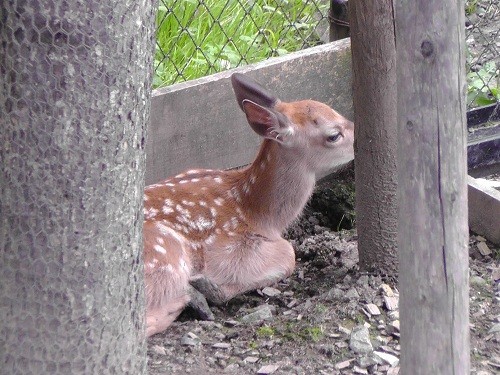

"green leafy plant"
[154, 0, 328, 88]
[467, 61, 500, 107]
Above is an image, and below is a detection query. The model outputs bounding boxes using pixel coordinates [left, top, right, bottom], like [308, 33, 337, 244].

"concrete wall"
[146, 39, 352, 185]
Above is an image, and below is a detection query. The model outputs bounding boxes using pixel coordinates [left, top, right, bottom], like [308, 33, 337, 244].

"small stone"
[386, 320, 400, 335]
[262, 287, 281, 297]
[240, 304, 274, 324]
[353, 365, 368, 374]
[212, 342, 231, 349]
[373, 351, 399, 367]
[223, 320, 239, 327]
[357, 356, 378, 368]
[257, 364, 280, 374]
[387, 367, 400, 375]
[470, 275, 487, 286]
[180, 332, 201, 346]
[345, 287, 360, 299]
[335, 359, 353, 370]
[287, 299, 298, 308]
[492, 267, 500, 281]
[477, 241, 492, 256]
[383, 295, 399, 311]
[380, 284, 394, 297]
[244, 356, 259, 363]
[366, 303, 381, 316]
[349, 326, 373, 354]
[476, 235, 487, 242]
[151, 345, 166, 355]
[338, 325, 351, 335]
[488, 323, 500, 334]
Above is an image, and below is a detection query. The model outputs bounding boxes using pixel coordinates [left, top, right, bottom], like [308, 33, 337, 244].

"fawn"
[144, 73, 354, 336]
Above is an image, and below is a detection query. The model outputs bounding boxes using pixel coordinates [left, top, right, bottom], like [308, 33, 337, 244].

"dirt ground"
[146, 172, 499, 375]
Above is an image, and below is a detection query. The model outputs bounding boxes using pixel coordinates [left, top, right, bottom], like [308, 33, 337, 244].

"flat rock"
[366, 303, 381, 316]
[383, 295, 399, 311]
[180, 332, 201, 346]
[477, 241, 492, 256]
[373, 351, 399, 367]
[261, 287, 282, 297]
[240, 304, 274, 324]
[212, 342, 231, 349]
[257, 364, 280, 374]
[349, 326, 373, 354]
[335, 359, 354, 370]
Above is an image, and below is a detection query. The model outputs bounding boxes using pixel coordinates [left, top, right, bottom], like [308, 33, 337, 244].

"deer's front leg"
[204, 236, 296, 301]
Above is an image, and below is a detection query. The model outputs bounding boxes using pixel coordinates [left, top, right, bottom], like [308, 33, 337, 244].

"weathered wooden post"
[349, 1, 399, 275]
[396, 0, 470, 373]
[0, 0, 155, 372]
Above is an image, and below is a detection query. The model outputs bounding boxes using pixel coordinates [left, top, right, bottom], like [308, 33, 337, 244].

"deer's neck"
[236, 140, 316, 235]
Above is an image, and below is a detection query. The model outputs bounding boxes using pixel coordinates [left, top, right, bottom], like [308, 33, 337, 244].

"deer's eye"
[326, 132, 342, 143]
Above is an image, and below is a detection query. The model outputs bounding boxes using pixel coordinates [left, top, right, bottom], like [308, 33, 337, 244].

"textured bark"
[396, 0, 470, 373]
[0, 0, 155, 373]
[349, 1, 398, 275]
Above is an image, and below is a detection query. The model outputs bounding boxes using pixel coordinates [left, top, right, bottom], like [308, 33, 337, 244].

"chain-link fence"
[153, 0, 330, 88]
[155, 0, 499, 111]
[465, 0, 499, 109]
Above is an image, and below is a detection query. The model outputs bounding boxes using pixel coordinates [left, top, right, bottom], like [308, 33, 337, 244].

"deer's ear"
[242, 100, 292, 144]
[231, 73, 278, 110]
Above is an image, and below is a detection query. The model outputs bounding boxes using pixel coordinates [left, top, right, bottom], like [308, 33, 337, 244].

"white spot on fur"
[242, 182, 250, 195]
[191, 178, 200, 183]
[210, 207, 217, 217]
[250, 174, 257, 184]
[214, 198, 224, 206]
[182, 200, 196, 207]
[164, 198, 174, 206]
[214, 177, 222, 183]
[155, 222, 185, 244]
[266, 153, 271, 162]
[144, 195, 149, 201]
[230, 187, 241, 202]
[176, 204, 191, 218]
[199, 201, 207, 207]
[154, 244, 166, 254]
[193, 217, 215, 231]
[157, 238, 164, 245]
[162, 264, 174, 273]
[162, 206, 174, 215]
[176, 173, 186, 179]
[179, 180, 189, 184]
[144, 207, 159, 219]
[215, 228, 222, 234]
[165, 183, 175, 187]
[186, 170, 200, 175]
[205, 235, 216, 245]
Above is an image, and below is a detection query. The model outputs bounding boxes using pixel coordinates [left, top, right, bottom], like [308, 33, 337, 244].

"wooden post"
[350, 1, 398, 275]
[396, 0, 470, 373]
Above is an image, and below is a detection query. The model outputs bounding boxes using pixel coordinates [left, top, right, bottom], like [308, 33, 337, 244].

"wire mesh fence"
[153, 0, 330, 88]
[465, 0, 500, 109]
[154, 0, 499, 110]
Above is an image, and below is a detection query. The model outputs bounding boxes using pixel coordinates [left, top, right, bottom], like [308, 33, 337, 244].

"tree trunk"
[349, 1, 398, 275]
[396, 0, 470, 373]
[0, 0, 155, 373]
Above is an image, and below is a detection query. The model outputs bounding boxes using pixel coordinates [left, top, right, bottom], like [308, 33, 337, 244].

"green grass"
[154, 0, 328, 88]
